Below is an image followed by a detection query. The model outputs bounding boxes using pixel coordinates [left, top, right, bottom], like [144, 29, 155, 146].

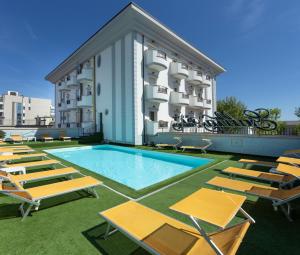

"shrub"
[0, 130, 5, 139]
[79, 132, 104, 144]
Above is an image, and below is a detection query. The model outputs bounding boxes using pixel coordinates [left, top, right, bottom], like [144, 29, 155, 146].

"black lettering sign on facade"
[171, 108, 277, 132]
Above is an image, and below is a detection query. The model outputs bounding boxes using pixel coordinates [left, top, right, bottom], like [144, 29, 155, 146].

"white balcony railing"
[170, 62, 189, 80]
[189, 96, 204, 108]
[203, 99, 212, 109]
[170, 91, 189, 106]
[145, 49, 168, 72]
[145, 120, 158, 135]
[77, 68, 93, 82]
[77, 95, 93, 107]
[66, 76, 78, 87]
[201, 78, 212, 87]
[187, 70, 203, 85]
[145, 85, 168, 103]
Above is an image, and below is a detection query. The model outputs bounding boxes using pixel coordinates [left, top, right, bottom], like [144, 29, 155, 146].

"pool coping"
[43, 145, 221, 198]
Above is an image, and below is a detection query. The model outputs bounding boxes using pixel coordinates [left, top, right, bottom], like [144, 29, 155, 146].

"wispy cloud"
[227, 0, 265, 32]
[24, 21, 38, 40]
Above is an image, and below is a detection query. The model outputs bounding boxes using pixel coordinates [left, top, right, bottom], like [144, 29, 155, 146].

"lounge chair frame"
[1, 180, 100, 221]
[155, 136, 182, 150]
[181, 139, 212, 153]
[101, 202, 254, 255]
[208, 178, 299, 221]
[223, 168, 299, 189]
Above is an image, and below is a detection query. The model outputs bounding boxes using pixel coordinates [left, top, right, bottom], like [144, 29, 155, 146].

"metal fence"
[0, 119, 54, 127]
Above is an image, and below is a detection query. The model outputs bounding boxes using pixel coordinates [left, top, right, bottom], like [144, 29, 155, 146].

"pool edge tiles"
[45, 145, 213, 190]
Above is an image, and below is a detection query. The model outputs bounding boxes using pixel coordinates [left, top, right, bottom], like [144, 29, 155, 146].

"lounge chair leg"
[34, 201, 41, 211]
[104, 224, 111, 239]
[103, 224, 118, 239]
[280, 204, 293, 222]
[92, 188, 99, 199]
[21, 204, 33, 221]
[19, 203, 25, 215]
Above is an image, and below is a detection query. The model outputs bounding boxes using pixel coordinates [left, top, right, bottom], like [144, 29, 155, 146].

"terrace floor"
[0, 141, 299, 255]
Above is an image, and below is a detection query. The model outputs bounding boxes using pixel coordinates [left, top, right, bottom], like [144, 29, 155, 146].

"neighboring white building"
[0, 91, 53, 126]
[46, 3, 225, 145]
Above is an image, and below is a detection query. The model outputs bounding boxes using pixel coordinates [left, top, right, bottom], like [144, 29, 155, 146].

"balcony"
[57, 82, 69, 91]
[170, 91, 189, 106]
[145, 85, 168, 103]
[201, 78, 212, 87]
[77, 68, 93, 82]
[66, 99, 77, 109]
[187, 70, 203, 85]
[203, 99, 212, 109]
[145, 120, 158, 135]
[170, 62, 189, 80]
[66, 76, 78, 87]
[145, 49, 168, 72]
[77, 95, 93, 108]
[189, 96, 204, 108]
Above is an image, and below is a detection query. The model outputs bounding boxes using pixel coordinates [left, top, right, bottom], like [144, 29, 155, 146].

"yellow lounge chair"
[239, 156, 300, 169]
[239, 159, 278, 168]
[277, 157, 300, 167]
[155, 137, 182, 150]
[1, 176, 102, 220]
[0, 153, 47, 164]
[0, 146, 32, 152]
[9, 135, 23, 144]
[0, 155, 22, 162]
[181, 139, 212, 153]
[41, 134, 54, 142]
[59, 132, 71, 141]
[0, 148, 35, 155]
[207, 176, 300, 221]
[222, 164, 298, 188]
[2, 159, 59, 169]
[284, 149, 300, 158]
[0, 167, 79, 184]
[100, 200, 252, 255]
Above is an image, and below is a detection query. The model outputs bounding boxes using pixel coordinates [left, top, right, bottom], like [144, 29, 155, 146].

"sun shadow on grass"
[0, 203, 21, 219]
[82, 223, 149, 255]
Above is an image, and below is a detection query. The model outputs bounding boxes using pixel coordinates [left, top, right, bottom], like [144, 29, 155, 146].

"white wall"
[148, 132, 300, 157]
[95, 32, 135, 144]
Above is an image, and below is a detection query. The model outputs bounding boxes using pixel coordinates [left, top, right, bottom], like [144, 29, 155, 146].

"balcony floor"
[0, 141, 298, 255]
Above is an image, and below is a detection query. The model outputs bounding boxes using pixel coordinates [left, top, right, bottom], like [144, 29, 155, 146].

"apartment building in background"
[46, 3, 225, 145]
[0, 91, 53, 126]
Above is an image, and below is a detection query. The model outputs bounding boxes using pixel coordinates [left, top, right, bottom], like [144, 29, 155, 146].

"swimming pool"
[45, 145, 212, 190]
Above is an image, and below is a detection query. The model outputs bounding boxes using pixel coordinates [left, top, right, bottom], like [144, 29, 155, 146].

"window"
[29, 98, 31, 103]
[156, 50, 166, 59]
[58, 82, 62, 86]
[97, 83, 101, 96]
[23, 106, 25, 110]
[23, 113, 25, 117]
[149, 111, 156, 121]
[196, 71, 202, 76]
[0, 105, 3, 109]
[28, 107, 31, 110]
[97, 55, 101, 67]
[206, 75, 211, 80]
[0, 112, 3, 117]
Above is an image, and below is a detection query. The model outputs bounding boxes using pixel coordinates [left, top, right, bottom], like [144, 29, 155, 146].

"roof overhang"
[45, 2, 225, 83]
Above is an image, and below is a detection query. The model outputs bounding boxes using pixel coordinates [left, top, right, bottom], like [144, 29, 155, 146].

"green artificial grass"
[0, 142, 299, 254]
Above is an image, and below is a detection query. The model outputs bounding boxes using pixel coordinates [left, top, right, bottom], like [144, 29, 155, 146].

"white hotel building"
[46, 3, 225, 145]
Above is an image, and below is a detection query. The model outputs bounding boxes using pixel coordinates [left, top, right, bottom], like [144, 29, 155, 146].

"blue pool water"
[45, 145, 212, 190]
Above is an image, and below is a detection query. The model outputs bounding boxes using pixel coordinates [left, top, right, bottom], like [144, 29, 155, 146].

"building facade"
[46, 3, 225, 145]
[0, 91, 53, 126]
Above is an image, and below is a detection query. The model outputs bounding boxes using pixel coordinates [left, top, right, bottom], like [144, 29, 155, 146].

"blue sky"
[0, 0, 299, 120]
